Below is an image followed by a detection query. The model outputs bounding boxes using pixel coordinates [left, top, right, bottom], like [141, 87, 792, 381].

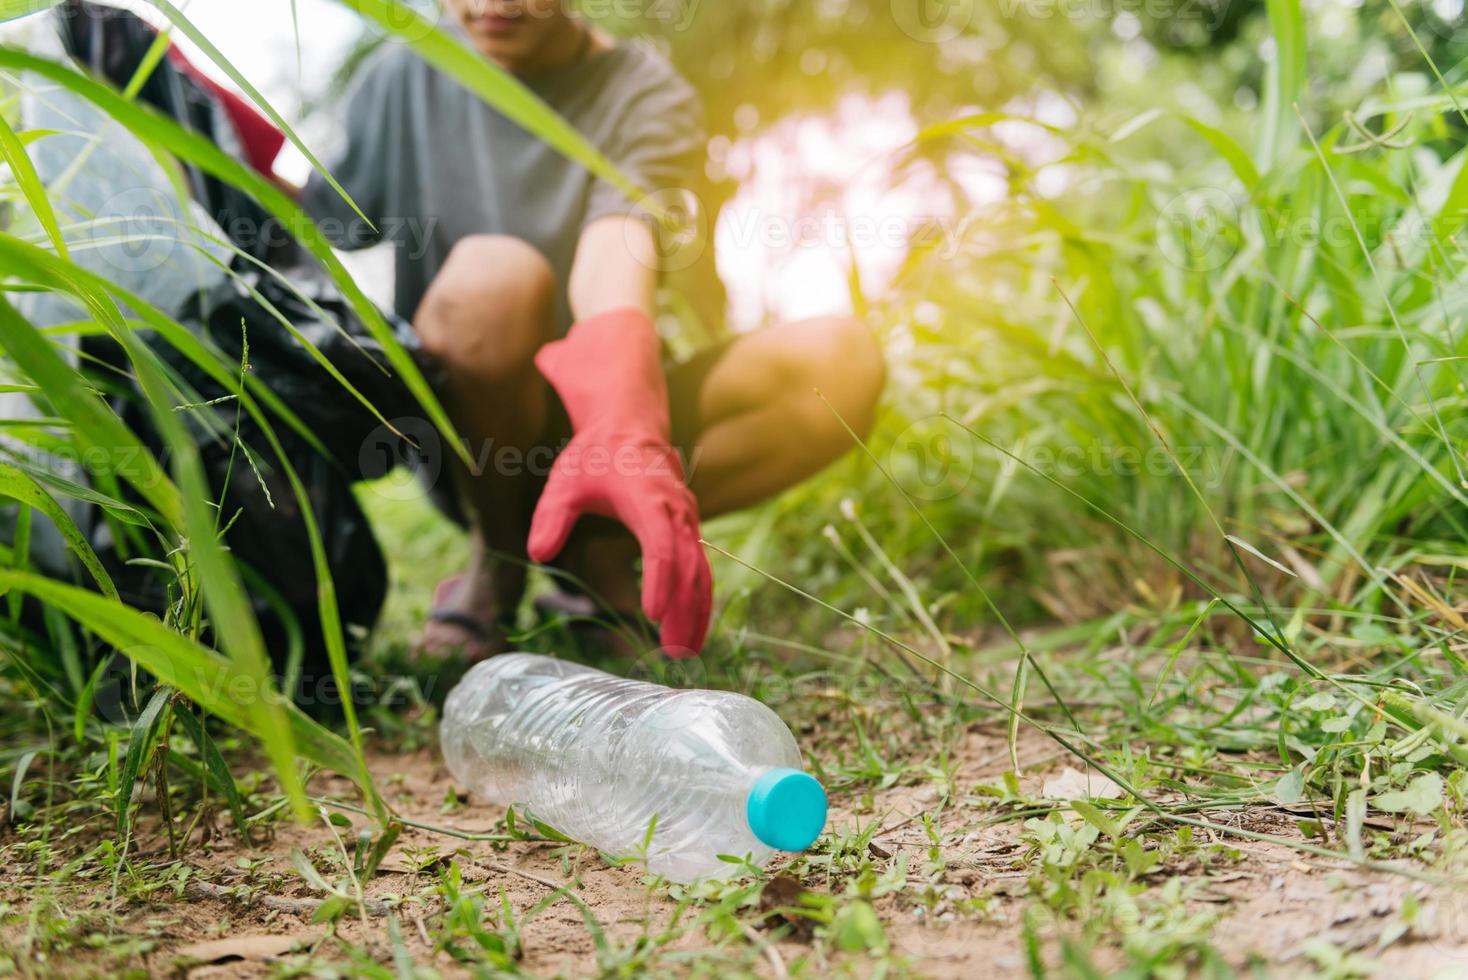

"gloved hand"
[527, 308, 712, 657]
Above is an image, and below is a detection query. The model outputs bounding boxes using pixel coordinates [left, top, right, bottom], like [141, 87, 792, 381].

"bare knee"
[415, 235, 556, 381]
[783, 316, 886, 439]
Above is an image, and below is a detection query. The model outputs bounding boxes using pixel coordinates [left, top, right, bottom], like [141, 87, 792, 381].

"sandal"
[416, 575, 516, 663]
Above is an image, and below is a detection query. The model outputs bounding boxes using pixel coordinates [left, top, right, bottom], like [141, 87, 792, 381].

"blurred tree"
[606, 0, 1095, 137]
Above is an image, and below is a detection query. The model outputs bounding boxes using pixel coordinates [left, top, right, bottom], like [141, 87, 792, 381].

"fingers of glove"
[689, 537, 713, 651]
[631, 501, 678, 624]
[659, 517, 711, 658]
[526, 474, 585, 563]
[531, 336, 571, 383]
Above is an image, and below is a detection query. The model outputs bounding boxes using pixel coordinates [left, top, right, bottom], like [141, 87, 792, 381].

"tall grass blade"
[0, 296, 183, 524]
[1052, 281, 1291, 650]
[116, 685, 168, 839]
[1383, 0, 1468, 128]
[938, 413, 1329, 679]
[0, 232, 380, 815]
[1294, 107, 1468, 491]
[1255, 0, 1306, 171]
[0, 110, 68, 258]
[0, 461, 116, 598]
[0, 571, 371, 791]
[0, 1, 61, 22]
[14, 278, 316, 818]
[173, 705, 250, 839]
[143, 0, 371, 226]
[815, 392, 1084, 740]
[0, 232, 330, 459]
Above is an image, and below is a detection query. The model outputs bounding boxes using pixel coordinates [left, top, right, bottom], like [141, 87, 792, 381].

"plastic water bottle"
[440, 653, 827, 883]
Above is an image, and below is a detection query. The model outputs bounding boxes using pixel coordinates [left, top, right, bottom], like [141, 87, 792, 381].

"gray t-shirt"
[302, 35, 705, 329]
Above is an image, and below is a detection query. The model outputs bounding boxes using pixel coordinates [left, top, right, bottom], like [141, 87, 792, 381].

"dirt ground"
[6, 722, 1468, 978]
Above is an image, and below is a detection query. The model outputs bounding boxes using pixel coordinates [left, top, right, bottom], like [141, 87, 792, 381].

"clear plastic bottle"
[441, 653, 827, 883]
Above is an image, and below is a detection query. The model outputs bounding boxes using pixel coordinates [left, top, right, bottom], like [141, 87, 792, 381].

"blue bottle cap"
[746, 768, 827, 851]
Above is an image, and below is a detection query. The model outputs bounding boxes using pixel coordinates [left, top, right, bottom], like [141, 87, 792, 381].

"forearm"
[534, 215, 711, 656]
[568, 215, 658, 322]
[551, 215, 667, 424]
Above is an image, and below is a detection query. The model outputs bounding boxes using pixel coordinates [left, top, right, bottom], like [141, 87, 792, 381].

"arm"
[568, 214, 658, 320]
[527, 214, 712, 657]
[529, 65, 712, 655]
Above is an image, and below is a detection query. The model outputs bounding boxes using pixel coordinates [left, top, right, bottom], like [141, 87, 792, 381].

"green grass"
[3, 0, 1468, 975]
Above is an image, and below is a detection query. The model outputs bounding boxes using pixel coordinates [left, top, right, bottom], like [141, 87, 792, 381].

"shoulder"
[601, 41, 702, 121]
[348, 41, 431, 99]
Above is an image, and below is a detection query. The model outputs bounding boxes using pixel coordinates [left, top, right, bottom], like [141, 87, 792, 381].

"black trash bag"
[46, 1, 445, 694]
[114, 270, 436, 694]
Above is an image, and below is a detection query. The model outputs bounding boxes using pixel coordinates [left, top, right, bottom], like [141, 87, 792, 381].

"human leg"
[412, 234, 558, 655]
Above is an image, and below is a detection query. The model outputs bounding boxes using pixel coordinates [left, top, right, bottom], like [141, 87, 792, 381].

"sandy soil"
[5, 724, 1468, 977]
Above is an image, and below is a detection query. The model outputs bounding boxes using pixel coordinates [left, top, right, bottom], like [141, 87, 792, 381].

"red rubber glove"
[527, 308, 712, 658]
